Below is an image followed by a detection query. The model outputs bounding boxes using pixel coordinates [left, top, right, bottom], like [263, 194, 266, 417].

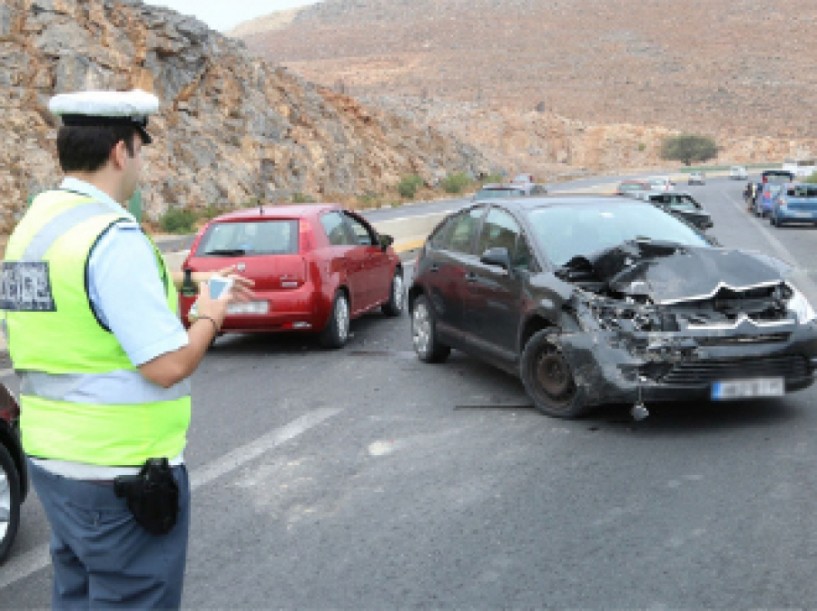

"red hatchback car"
[179, 204, 405, 348]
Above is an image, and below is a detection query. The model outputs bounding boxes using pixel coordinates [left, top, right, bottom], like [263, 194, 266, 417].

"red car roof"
[212, 203, 340, 222]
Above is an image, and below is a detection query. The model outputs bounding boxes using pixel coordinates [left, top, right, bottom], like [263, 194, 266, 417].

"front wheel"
[320, 291, 351, 349]
[0, 444, 21, 564]
[381, 270, 405, 317]
[520, 330, 588, 418]
[411, 294, 450, 363]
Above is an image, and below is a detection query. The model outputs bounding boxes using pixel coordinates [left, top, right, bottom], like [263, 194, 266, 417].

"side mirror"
[480, 247, 511, 270]
[379, 233, 394, 251]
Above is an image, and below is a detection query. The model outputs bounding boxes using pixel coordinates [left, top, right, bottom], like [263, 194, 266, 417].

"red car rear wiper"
[203, 248, 247, 256]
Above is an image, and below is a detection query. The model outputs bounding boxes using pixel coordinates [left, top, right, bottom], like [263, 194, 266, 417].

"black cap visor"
[61, 114, 153, 145]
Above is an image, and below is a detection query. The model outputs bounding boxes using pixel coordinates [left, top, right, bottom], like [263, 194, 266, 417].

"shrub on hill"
[441, 172, 471, 194]
[660, 134, 719, 166]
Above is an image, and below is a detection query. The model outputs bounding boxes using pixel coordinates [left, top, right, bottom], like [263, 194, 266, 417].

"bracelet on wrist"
[197, 315, 220, 335]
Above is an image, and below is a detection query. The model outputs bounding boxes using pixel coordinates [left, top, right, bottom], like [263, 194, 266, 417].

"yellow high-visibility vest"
[2, 190, 190, 466]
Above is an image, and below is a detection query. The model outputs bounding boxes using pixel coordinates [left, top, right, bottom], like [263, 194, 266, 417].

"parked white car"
[730, 165, 749, 180]
[687, 171, 706, 185]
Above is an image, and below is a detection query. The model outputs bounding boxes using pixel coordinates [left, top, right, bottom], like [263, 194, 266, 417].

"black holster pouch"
[114, 458, 179, 536]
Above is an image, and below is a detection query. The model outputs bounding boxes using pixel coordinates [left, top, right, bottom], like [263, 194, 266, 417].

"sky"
[143, 0, 320, 32]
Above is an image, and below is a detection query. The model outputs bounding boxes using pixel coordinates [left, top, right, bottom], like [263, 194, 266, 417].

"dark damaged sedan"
[408, 197, 817, 418]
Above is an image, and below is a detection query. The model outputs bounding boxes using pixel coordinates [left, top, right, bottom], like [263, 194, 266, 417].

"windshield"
[526, 202, 710, 266]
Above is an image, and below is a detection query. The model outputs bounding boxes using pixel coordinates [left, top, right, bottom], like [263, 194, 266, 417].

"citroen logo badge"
[236, 262, 246, 272]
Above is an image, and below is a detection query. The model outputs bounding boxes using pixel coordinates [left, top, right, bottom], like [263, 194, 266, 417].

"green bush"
[159, 208, 197, 234]
[441, 172, 471, 194]
[397, 174, 423, 199]
[291, 192, 313, 203]
[202, 204, 227, 220]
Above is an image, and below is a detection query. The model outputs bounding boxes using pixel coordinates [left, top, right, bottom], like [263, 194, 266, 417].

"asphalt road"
[5, 175, 817, 608]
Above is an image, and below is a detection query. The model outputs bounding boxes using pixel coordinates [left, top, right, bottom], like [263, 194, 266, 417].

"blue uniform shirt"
[61, 177, 189, 366]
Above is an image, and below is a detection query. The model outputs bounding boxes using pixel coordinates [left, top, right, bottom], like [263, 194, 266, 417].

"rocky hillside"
[238, 0, 817, 179]
[0, 0, 487, 232]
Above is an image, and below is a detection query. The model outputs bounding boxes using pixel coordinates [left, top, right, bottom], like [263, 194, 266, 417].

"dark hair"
[56, 124, 141, 173]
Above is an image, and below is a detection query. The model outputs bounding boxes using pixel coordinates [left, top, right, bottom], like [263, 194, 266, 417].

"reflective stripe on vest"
[21, 370, 191, 404]
[20, 201, 115, 261]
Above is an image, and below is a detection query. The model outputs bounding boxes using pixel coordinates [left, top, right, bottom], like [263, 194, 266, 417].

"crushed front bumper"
[557, 322, 817, 407]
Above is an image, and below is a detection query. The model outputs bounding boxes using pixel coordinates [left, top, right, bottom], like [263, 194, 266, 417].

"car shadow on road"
[587, 398, 801, 436]
[206, 311, 410, 356]
[431, 353, 804, 435]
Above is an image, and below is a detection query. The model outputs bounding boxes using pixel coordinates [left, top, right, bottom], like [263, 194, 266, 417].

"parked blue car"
[770, 183, 817, 227]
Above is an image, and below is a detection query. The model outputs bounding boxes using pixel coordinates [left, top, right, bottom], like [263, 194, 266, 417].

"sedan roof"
[480, 194, 636, 209]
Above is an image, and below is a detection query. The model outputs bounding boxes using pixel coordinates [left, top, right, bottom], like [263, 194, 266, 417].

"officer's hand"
[212, 265, 255, 302]
[195, 280, 229, 324]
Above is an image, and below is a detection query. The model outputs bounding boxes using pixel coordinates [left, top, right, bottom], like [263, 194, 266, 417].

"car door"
[342, 211, 392, 310]
[419, 206, 486, 344]
[462, 206, 528, 361]
[319, 210, 369, 314]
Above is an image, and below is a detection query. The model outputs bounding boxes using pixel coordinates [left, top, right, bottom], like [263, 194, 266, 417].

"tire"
[0, 443, 21, 564]
[381, 270, 405, 317]
[770, 215, 777, 227]
[411, 294, 450, 363]
[319, 291, 351, 349]
[520, 330, 588, 418]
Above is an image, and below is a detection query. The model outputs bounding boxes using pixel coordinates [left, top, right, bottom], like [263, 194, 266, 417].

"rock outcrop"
[0, 0, 487, 232]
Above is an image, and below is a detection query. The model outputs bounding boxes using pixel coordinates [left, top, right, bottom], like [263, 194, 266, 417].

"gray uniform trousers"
[28, 460, 190, 610]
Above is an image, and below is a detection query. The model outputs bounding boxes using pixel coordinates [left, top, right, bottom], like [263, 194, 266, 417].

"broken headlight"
[787, 284, 817, 323]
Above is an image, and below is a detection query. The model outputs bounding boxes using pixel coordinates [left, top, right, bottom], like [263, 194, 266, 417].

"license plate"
[227, 300, 269, 315]
[791, 211, 814, 219]
[711, 377, 785, 400]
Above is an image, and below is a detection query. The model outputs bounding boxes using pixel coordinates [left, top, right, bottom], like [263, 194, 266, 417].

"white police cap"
[48, 89, 160, 144]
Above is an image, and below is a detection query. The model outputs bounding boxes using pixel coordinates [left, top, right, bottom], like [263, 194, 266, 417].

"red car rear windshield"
[198, 220, 299, 255]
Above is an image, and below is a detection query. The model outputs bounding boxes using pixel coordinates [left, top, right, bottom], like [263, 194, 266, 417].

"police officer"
[1, 89, 251, 608]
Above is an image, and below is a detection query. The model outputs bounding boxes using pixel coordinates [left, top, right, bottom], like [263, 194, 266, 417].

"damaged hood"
[564, 240, 790, 304]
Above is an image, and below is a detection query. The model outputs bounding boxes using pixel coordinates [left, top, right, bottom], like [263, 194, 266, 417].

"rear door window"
[430, 207, 485, 254]
[476, 208, 521, 256]
[199, 220, 298, 255]
[788, 185, 817, 198]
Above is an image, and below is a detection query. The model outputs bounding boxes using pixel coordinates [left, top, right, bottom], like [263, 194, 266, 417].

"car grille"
[659, 355, 809, 386]
[695, 333, 790, 346]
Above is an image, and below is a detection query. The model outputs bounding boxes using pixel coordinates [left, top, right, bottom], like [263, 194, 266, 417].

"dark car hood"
[561, 240, 789, 304]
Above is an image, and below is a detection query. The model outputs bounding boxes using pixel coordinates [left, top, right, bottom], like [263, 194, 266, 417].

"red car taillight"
[0, 383, 20, 423]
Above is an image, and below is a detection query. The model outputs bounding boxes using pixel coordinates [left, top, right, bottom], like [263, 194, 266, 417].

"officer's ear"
[110, 139, 130, 170]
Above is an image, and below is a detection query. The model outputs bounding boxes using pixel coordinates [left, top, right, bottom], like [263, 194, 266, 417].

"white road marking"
[189, 407, 341, 489]
[0, 407, 342, 590]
